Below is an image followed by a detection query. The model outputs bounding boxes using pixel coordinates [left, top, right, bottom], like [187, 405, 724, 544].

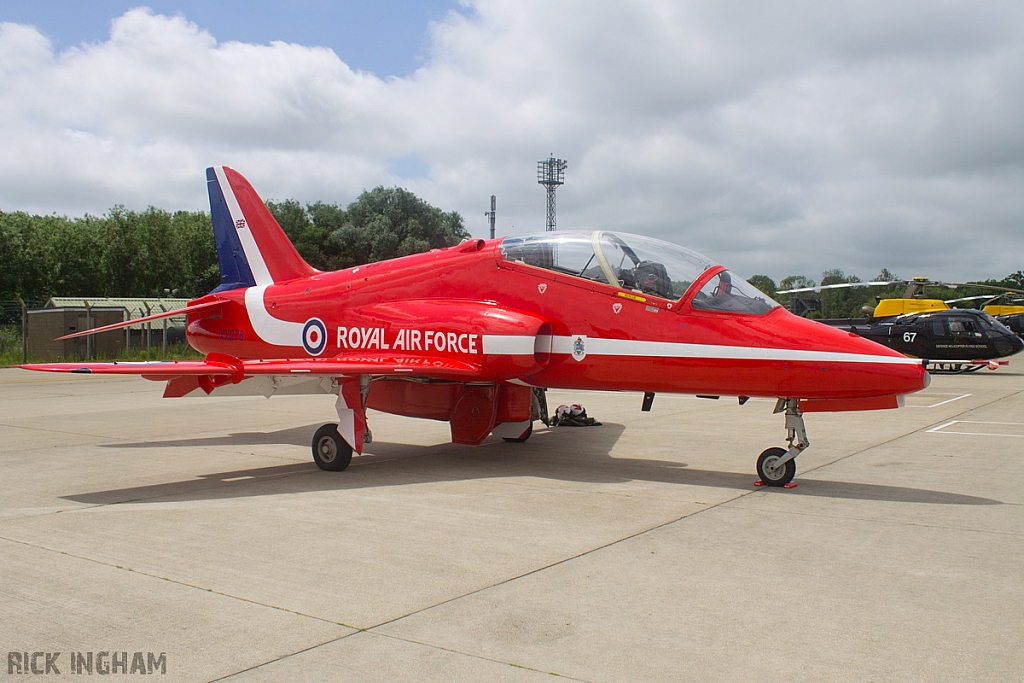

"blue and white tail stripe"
[208, 166, 273, 291]
[208, 168, 254, 292]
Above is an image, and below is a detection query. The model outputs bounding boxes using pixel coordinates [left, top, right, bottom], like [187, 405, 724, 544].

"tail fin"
[207, 166, 317, 292]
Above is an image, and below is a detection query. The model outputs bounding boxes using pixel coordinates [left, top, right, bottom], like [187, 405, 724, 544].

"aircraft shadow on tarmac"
[66, 422, 1002, 507]
[70, 421, 999, 507]
[103, 425, 316, 449]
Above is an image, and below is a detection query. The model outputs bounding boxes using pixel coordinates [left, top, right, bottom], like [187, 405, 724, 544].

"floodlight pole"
[485, 195, 496, 239]
[537, 155, 567, 231]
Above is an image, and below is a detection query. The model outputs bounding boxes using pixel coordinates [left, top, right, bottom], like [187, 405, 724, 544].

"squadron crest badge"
[571, 335, 587, 362]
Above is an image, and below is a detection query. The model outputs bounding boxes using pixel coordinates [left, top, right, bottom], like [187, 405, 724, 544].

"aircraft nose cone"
[997, 333, 1024, 357]
[773, 313, 928, 397]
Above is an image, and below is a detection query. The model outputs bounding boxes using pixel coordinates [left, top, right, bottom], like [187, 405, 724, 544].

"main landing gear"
[755, 399, 808, 488]
[312, 424, 353, 472]
[311, 376, 369, 472]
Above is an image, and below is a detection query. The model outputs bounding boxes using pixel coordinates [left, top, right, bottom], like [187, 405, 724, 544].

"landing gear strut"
[755, 399, 808, 488]
[533, 387, 550, 426]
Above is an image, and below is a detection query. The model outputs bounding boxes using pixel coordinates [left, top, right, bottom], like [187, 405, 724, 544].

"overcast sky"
[1, 1, 1023, 283]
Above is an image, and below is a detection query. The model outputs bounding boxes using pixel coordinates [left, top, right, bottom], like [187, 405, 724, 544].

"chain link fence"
[0, 300, 37, 364]
[1, 299, 193, 365]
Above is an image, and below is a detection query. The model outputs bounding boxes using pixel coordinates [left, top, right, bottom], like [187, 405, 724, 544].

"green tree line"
[266, 186, 468, 272]
[0, 187, 468, 304]
[0, 206, 218, 305]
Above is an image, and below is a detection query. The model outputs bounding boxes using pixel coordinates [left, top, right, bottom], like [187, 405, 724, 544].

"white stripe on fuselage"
[243, 285, 303, 347]
[540, 335, 921, 365]
[482, 335, 535, 355]
[230, 291, 924, 365]
[230, 320, 926, 361]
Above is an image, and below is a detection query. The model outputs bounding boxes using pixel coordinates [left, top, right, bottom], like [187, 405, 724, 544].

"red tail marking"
[221, 167, 317, 283]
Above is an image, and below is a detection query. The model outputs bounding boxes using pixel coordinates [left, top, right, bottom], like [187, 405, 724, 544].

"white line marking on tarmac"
[927, 420, 1024, 437]
[907, 393, 971, 408]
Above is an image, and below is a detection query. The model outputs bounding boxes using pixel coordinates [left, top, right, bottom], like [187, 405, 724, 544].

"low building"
[27, 306, 125, 360]
[28, 298, 191, 360]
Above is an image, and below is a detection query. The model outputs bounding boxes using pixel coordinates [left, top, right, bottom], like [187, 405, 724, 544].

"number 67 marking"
[903, 332, 917, 343]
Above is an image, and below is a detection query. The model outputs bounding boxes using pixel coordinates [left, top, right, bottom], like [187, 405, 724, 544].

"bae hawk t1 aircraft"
[19, 167, 929, 487]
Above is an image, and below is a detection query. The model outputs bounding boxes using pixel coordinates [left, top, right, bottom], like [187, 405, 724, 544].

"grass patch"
[0, 325, 25, 366]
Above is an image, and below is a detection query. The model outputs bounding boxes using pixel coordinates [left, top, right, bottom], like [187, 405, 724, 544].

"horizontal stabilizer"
[54, 299, 225, 340]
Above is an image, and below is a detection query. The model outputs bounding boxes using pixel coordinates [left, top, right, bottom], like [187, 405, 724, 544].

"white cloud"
[1, 2, 1023, 281]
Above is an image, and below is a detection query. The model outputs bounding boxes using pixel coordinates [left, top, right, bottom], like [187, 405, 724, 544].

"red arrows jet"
[20, 167, 928, 486]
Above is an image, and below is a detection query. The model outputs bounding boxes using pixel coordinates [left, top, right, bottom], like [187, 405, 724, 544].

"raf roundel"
[302, 318, 328, 356]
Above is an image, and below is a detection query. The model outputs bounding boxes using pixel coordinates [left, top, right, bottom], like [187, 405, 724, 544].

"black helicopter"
[778, 277, 1024, 374]
[945, 293, 1024, 339]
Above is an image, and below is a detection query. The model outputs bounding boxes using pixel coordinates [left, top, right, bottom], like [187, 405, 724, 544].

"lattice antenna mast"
[537, 155, 567, 231]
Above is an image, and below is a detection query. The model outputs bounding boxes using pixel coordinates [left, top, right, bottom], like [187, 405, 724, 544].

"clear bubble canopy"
[500, 231, 779, 314]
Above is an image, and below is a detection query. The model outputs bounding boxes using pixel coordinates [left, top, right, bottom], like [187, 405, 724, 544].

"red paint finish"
[367, 381, 461, 421]
[27, 239, 928, 401]
[20, 168, 929, 454]
[450, 386, 499, 445]
[221, 167, 317, 283]
[497, 385, 533, 424]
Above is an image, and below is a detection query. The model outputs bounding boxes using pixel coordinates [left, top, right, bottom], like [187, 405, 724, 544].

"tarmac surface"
[1, 366, 1022, 682]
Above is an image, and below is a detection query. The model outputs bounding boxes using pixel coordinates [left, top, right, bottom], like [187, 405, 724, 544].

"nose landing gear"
[755, 399, 807, 488]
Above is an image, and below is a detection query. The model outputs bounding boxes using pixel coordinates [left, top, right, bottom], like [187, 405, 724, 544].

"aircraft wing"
[18, 353, 480, 383]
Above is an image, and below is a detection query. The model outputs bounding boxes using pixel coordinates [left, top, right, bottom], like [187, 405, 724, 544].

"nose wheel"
[754, 399, 807, 488]
[756, 447, 796, 486]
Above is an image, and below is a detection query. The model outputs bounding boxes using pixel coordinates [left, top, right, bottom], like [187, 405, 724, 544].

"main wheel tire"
[757, 447, 795, 487]
[502, 422, 534, 443]
[312, 423, 353, 472]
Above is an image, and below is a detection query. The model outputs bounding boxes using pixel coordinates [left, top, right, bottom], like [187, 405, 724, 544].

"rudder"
[207, 166, 317, 292]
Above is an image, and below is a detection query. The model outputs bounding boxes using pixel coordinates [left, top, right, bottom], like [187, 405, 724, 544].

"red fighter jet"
[20, 167, 928, 487]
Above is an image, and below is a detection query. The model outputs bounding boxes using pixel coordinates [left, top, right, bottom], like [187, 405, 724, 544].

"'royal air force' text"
[337, 328, 480, 354]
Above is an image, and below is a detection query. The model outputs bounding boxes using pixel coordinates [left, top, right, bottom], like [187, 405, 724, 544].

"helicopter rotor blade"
[779, 279, 1024, 296]
[777, 281, 899, 294]
[943, 295, 997, 304]
[945, 282, 1024, 295]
